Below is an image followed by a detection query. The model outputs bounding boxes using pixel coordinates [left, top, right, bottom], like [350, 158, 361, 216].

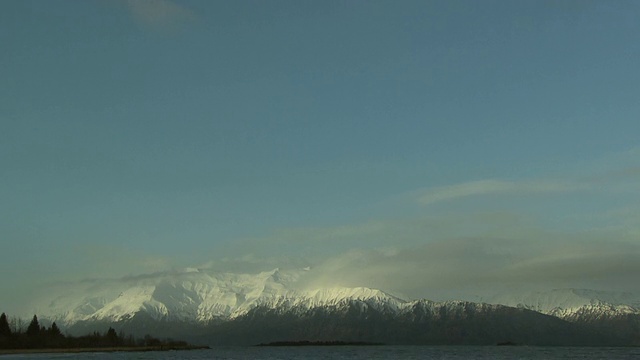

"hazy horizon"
[2, 0, 640, 316]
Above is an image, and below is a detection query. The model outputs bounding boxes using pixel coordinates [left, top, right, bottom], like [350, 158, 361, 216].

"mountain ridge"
[29, 268, 640, 346]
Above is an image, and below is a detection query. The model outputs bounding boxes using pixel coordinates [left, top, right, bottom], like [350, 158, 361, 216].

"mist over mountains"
[27, 268, 640, 346]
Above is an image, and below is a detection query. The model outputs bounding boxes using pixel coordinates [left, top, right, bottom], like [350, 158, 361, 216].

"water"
[2, 346, 639, 360]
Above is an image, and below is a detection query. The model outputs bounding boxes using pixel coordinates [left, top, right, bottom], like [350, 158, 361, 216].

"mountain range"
[30, 268, 640, 346]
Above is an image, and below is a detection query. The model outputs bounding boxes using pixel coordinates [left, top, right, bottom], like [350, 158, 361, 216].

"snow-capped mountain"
[29, 269, 640, 346]
[34, 269, 640, 326]
[487, 288, 640, 321]
[32, 268, 403, 325]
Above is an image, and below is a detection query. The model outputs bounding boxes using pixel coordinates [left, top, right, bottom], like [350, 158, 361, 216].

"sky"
[2, 0, 640, 315]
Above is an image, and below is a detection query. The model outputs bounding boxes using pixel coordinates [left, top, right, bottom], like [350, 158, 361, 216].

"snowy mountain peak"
[487, 288, 640, 320]
[32, 270, 640, 328]
[33, 268, 401, 325]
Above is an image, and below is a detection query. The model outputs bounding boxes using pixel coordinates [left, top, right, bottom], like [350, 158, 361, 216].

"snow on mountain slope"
[399, 299, 514, 321]
[487, 288, 640, 320]
[32, 269, 640, 327]
[296, 287, 403, 309]
[32, 268, 403, 325]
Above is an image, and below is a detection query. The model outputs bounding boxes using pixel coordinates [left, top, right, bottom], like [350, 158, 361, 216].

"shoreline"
[0, 345, 209, 355]
[256, 340, 384, 347]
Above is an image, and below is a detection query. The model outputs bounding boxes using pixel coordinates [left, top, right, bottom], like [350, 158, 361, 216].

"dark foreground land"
[0, 312, 207, 355]
[0, 344, 209, 355]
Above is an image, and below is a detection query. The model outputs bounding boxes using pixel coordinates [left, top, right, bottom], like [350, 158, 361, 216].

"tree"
[0, 313, 10, 336]
[0, 313, 12, 349]
[45, 322, 64, 348]
[26, 315, 40, 337]
[9, 317, 24, 334]
[49, 322, 61, 338]
[106, 327, 118, 345]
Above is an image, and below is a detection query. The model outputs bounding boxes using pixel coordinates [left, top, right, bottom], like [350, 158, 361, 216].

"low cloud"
[302, 236, 640, 300]
[189, 211, 640, 300]
[195, 254, 309, 274]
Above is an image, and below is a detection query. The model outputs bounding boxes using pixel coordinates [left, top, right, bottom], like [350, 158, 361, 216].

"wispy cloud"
[418, 179, 585, 206]
[122, 0, 195, 30]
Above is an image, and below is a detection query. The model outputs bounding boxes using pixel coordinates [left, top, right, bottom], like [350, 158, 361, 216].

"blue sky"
[2, 0, 640, 314]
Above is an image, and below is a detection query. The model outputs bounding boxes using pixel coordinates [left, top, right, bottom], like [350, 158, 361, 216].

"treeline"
[0, 313, 187, 350]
